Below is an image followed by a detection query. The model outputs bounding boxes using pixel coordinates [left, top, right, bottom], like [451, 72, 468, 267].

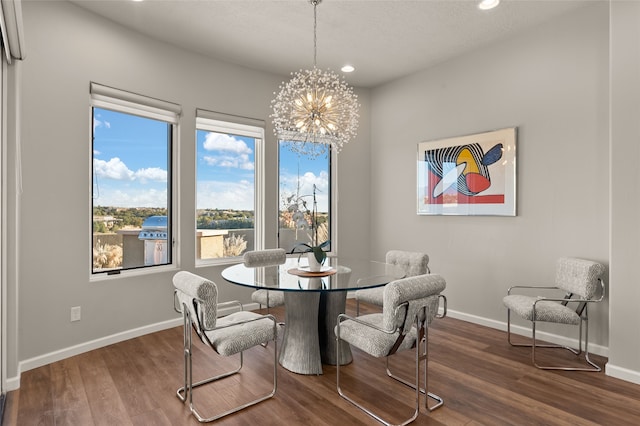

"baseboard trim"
[605, 363, 640, 385]
[244, 302, 261, 311]
[8, 316, 183, 391]
[7, 305, 247, 391]
[7, 305, 638, 391]
[5, 376, 19, 392]
[445, 309, 610, 357]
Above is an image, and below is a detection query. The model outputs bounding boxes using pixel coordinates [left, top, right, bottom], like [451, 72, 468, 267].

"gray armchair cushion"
[386, 250, 430, 277]
[244, 249, 287, 308]
[251, 289, 285, 307]
[337, 313, 418, 357]
[555, 257, 605, 299]
[355, 286, 385, 305]
[503, 258, 605, 326]
[173, 271, 277, 356]
[243, 248, 286, 267]
[205, 311, 278, 356]
[382, 275, 445, 333]
[173, 271, 218, 330]
[355, 250, 430, 307]
[339, 274, 446, 358]
[503, 294, 581, 325]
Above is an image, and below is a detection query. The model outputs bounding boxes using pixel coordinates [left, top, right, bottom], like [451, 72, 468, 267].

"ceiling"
[69, 0, 592, 88]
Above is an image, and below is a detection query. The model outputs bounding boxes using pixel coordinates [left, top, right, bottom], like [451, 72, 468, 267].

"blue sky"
[93, 107, 329, 211]
[196, 132, 330, 212]
[278, 145, 330, 213]
[196, 130, 256, 211]
[93, 108, 169, 208]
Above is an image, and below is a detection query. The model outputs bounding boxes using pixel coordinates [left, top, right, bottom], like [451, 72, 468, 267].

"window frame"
[195, 110, 265, 266]
[276, 141, 338, 256]
[89, 83, 180, 280]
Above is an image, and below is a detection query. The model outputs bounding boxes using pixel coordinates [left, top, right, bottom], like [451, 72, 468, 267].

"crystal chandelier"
[271, 0, 360, 157]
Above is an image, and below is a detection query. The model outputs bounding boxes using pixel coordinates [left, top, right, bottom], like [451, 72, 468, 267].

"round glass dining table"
[221, 255, 405, 375]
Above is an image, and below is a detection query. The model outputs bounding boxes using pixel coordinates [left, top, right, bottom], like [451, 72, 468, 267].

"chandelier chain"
[313, 1, 317, 67]
[270, 0, 359, 157]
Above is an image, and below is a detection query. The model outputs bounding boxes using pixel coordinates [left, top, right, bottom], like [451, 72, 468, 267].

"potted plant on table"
[291, 239, 331, 271]
[286, 184, 330, 272]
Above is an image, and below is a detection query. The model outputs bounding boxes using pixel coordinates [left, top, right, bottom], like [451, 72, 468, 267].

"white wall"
[370, 3, 611, 351]
[5, 0, 371, 385]
[608, 0, 640, 384]
[7, 0, 640, 388]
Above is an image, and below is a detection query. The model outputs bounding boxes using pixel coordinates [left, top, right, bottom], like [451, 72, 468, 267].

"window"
[91, 83, 180, 275]
[278, 141, 334, 253]
[195, 110, 264, 263]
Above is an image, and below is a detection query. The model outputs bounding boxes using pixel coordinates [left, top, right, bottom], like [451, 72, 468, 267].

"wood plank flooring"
[5, 300, 640, 425]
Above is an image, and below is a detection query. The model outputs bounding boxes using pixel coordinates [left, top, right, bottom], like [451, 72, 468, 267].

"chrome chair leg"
[336, 315, 442, 426]
[385, 329, 444, 411]
[506, 308, 601, 372]
[176, 312, 278, 422]
[338, 355, 420, 425]
[177, 310, 192, 403]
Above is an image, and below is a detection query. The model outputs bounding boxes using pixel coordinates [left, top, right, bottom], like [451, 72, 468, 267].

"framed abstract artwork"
[417, 127, 517, 216]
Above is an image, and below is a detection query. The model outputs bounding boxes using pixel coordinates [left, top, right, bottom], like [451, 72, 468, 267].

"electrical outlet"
[70, 306, 81, 322]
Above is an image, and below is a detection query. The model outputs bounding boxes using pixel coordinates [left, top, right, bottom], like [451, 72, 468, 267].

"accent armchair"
[173, 271, 278, 422]
[336, 273, 447, 425]
[245, 248, 287, 311]
[355, 250, 430, 315]
[503, 257, 606, 371]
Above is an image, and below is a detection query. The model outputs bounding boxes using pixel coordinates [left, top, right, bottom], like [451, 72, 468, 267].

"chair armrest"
[206, 312, 277, 332]
[507, 285, 558, 295]
[530, 278, 605, 304]
[337, 313, 397, 335]
[193, 299, 244, 331]
[534, 288, 605, 305]
[216, 300, 244, 314]
[356, 275, 390, 286]
[435, 294, 447, 319]
[173, 290, 182, 314]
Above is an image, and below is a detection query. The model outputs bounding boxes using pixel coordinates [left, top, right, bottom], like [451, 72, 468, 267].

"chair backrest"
[386, 250, 430, 277]
[555, 257, 605, 299]
[173, 271, 218, 331]
[382, 274, 446, 334]
[243, 248, 287, 267]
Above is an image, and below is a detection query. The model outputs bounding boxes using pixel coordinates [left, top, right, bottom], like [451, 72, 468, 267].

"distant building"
[92, 215, 121, 229]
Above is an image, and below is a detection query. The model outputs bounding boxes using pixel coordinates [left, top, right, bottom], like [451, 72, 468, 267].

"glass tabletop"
[221, 256, 406, 292]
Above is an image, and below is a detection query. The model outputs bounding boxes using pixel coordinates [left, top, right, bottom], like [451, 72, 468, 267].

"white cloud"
[197, 180, 255, 211]
[93, 116, 111, 131]
[134, 167, 168, 183]
[94, 157, 135, 181]
[94, 187, 167, 208]
[201, 133, 254, 170]
[203, 133, 252, 154]
[94, 158, 167, 182]
[279, 170, 330, 212]
[203, 154, 254, 170]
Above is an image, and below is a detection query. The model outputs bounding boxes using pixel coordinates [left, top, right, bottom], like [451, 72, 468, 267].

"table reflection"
[221, 256, 405, 375]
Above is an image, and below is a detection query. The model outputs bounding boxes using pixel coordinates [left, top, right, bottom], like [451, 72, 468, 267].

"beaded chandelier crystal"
[271, 0, 359, 157]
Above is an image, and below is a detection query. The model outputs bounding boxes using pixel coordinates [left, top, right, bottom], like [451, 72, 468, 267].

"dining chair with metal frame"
[173, 271, 278, 422]
[336, 273, 447, 426]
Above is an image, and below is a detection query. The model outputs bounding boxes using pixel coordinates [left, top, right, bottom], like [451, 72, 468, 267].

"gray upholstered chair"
[336, 274, 447, 425]
[354, 250, 430, 315]
[503, 257, 606, 371]
[173, 271, 278, 422]
[245, 248, 286, 312]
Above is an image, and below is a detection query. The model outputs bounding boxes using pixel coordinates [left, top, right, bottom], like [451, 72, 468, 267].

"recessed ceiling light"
[478, 0, 500, 10]
[341, 65, 355, 73]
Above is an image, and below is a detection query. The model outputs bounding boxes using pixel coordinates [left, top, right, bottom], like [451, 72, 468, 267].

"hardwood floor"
[5, 301, 640, 425]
